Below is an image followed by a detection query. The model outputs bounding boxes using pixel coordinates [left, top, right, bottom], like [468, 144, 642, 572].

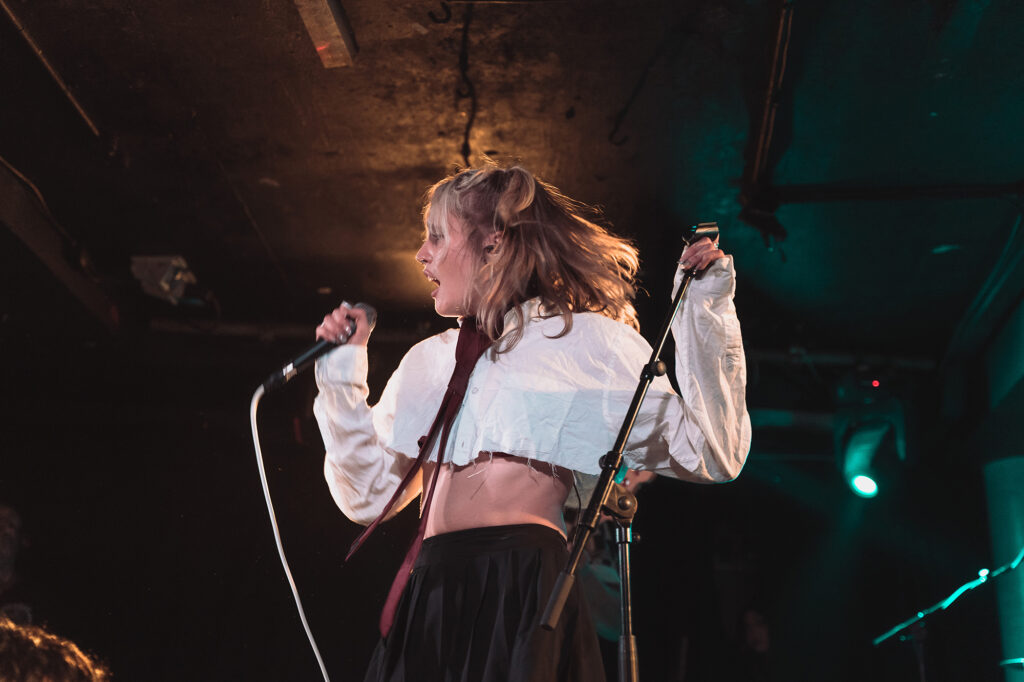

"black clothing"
[363, 524, 606, 682]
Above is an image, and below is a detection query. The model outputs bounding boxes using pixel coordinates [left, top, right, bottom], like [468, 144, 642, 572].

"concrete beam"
[0, 162, 118, 333]
[292, 0, 358, 68]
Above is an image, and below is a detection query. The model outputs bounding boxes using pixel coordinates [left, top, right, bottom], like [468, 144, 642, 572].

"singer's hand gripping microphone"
[262, 302, 377, 392]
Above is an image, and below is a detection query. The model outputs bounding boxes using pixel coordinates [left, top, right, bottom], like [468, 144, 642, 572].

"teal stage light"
[850, 474, 878, 498]
[834, 372, 908, 500]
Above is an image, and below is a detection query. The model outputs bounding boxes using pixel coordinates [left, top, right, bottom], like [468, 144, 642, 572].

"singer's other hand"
[316, 302, 372, 347]
[678, 236, 726, 272]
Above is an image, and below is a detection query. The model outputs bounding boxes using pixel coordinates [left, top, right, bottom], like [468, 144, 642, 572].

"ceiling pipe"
[738, 0, 795, 246]
[149, 317, 424, 346]
[0, 0, 100, 138]
[773, 181, 1024, 203]
[744, 0, 795, 191]
[748, 348, 935, 372]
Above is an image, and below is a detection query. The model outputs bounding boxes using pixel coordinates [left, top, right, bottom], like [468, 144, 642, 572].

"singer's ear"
[483, 230, 500, 255]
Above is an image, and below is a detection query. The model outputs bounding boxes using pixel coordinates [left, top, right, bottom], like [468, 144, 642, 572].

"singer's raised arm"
[313, 344, 428, 525]
[620, 255, 750, 481]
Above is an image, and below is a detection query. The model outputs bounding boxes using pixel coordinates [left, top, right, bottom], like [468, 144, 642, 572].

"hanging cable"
[455, 4, 477, 167]
[428, 1, 452, 23]
[249, 386, 332, 682]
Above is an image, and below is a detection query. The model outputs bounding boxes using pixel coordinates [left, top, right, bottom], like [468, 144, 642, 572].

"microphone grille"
[354, 302, 378, 331]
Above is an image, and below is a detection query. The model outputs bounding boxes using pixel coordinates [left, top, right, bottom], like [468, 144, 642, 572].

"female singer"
[313, 166, 750, 681]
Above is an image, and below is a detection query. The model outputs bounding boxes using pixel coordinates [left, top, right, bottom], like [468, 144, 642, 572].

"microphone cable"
[249, 303, 376, 680]
[247, 303, 376, 679]
[250, 384, 332, 682]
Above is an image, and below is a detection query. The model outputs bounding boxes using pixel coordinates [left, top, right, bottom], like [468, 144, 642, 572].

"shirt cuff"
[672, 255, 736, 299]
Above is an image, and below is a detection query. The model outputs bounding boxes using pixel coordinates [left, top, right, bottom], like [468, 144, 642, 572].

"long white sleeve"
[313, 345, 424, 525]
[615, 256, 750, 481]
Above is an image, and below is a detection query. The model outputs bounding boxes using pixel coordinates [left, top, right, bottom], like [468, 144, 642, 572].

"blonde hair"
[0, 618, 110, 681]
[423, 166, 640, 351]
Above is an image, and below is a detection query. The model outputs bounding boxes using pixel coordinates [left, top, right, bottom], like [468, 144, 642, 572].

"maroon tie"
[344, 318, 493, 637]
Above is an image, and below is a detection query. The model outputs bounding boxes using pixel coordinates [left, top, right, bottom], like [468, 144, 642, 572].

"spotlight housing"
[834, 371, 907, 500]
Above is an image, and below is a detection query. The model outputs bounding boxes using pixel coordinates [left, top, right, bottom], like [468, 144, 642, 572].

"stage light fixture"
[834, 372, 907, 499]
[838, 419, 891, 498]
[850, 474, 879, 498]
[130, 255, 197, 305]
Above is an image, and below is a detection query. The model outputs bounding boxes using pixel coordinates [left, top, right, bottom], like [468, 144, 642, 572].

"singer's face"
[416, 214, 480, 318]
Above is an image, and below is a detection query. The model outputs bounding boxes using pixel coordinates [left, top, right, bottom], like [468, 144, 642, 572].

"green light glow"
[850, 474, 878, 498]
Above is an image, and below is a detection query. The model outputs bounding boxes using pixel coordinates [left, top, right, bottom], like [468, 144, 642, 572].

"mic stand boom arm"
[541, 223, 719, 682]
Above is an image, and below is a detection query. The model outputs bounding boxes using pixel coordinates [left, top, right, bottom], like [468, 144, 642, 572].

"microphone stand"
[541, 223, 719, 682]
[871, 542, 1024, 682]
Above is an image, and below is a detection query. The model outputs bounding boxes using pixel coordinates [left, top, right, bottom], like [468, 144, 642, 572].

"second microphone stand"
[541, 223, 719, 682]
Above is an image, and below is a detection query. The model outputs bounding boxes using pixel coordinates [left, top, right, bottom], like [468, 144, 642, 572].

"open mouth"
[424, 272, 440, 297]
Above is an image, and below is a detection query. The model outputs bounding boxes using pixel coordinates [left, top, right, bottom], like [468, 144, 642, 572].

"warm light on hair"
[423, 166, 640, 351]
[0, 618, 110, 681]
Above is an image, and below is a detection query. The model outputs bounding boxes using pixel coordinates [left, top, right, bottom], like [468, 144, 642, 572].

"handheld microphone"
[683, 221, 719, 246]
[262, 302, 377, 392]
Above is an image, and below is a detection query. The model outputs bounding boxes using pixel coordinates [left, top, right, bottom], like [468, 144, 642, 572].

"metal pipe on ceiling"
[0, 0, 100, 138]
[745, 0, 795, 190]
[774, 181, 1024, 203]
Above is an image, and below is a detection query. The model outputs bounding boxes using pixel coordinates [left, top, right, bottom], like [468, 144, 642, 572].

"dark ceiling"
[2, 0, 1023, 680]
[3, 0, 1023, 350]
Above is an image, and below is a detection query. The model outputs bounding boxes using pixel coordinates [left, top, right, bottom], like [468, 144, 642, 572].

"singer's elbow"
[324, 466, 383, 526]
[713, 455, 746, 483]
[329, 490, 386, 526]
[715, 426, 751, 483]
[344, 506, 380, 527]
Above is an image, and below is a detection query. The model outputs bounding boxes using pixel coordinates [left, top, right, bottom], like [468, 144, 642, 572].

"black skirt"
[363, 524, 607, 682]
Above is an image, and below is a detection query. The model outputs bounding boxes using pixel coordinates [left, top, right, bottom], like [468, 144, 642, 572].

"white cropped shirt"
[314, 257, 751, 525]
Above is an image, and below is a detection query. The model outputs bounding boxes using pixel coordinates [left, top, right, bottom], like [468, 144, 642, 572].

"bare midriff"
[422, 452, 574, 539]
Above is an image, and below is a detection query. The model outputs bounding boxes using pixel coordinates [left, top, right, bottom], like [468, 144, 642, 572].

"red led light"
[871, 380, 880, 388]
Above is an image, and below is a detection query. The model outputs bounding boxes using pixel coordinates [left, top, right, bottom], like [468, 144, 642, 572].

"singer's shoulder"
[400, 327, 459, 364]
[518, 308, 642, 353]
[562, 308, 640, 339]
